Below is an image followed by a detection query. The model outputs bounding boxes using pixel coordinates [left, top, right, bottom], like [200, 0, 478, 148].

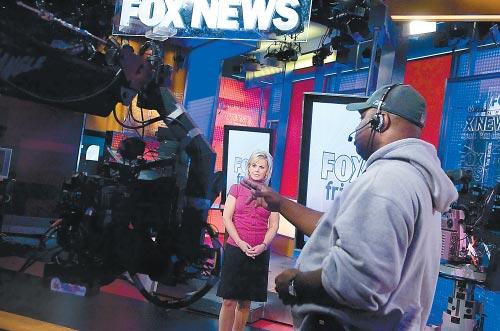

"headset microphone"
[347, 120, 374, 142]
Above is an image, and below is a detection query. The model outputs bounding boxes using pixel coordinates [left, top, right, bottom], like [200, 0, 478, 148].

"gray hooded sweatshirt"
[293, 138, 458, 331]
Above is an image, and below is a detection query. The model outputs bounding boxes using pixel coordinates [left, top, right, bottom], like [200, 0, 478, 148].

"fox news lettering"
[464, 116, 500, 132]
[462, 95, 500, 140]
[460, 95, 500, 184]
[117, 0, 309, 39]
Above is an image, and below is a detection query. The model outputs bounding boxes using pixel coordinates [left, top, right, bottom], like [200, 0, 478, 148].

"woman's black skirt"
[216, 244, 270, 302]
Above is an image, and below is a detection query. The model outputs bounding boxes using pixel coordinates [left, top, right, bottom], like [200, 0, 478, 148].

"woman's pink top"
[226, 183, 271, 248]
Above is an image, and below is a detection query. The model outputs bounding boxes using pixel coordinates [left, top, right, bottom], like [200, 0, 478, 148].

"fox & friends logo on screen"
[233, 155, 249, 183]
[321, 151, 365, 201]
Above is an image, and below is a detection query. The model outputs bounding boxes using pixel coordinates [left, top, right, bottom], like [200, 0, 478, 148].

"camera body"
[441, 170, 499, 276]
[47, 136, 219, 299]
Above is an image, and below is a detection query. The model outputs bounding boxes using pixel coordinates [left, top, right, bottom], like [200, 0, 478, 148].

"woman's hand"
[237, 239, 252, 254]
[246, 243, 267, 258]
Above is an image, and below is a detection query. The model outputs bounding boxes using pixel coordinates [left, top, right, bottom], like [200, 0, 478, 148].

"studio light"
[330, 33, 357, 49]
[241, 56, 261, 72]
[264, 42, 301, 63]
[346, 17, 371, 42]
[433, 22, 472, 48]
[477, 22, 500, 44]
[409, 21, 437, 35]
[311, 0, 372, 42]
[448, 23, 470, 39]
[312, 45, 332, 67]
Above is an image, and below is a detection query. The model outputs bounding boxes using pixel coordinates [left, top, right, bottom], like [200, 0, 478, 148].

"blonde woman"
[217, 151, 280, 331]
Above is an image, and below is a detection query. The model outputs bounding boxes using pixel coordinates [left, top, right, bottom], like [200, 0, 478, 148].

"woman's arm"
[263, 212, 280, 247]
[222, 195, 251, 252]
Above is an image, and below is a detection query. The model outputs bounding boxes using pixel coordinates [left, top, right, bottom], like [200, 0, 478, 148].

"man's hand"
[277, 269, 338, 307]
[243, 179, 324, 238]
[241, 178, 282, 212]
[275, 268, 300, 305]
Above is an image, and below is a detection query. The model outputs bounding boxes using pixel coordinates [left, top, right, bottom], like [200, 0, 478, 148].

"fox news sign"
[113, 0, 312, 41]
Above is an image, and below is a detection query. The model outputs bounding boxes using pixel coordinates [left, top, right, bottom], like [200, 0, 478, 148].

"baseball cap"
[346, 84, 427, 128]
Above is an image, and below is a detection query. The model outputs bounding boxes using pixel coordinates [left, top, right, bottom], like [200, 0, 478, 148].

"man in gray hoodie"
[242, 84, 458, 330]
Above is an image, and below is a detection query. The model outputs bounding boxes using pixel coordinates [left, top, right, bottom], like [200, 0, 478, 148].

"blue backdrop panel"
[325, 69, 368, 95]
[434, 69, 500, 330]
[456, 47, 500, 77]
[438, 77, 500, 187]
[339, 69, 368, 93]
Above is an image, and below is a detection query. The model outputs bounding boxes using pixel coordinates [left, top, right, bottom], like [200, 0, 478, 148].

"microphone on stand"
[347, 120, 374, 142]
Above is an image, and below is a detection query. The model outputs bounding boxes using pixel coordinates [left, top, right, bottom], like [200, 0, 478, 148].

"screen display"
[222, 125, 273, 203]
[304, 99, 366, 211]
[297, 93, 368, 246]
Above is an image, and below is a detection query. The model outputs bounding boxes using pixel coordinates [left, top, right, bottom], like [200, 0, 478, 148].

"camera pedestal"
[439, 264, 486, 331]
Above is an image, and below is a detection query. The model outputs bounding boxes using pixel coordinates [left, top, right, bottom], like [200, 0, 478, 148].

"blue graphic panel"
[457, 47, 500, 77]
[325, 70, 368, 95]
[439, 77, 500, 187]
[339, 69, 368, 93]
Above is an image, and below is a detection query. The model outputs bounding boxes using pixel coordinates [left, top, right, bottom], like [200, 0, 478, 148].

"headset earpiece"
[370, 83, 403, 133]
[370, 113, 385, 132]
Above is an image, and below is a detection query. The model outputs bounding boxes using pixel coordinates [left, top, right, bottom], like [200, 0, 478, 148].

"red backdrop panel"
[279, 79, 314, 198]
[210, 77, 269, 234]
[404, 55, 452, 147]
[212, 77, 268, 170]
[278, 56, 451, 198]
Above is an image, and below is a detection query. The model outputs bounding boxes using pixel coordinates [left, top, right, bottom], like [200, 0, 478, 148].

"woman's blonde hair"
[246, 150, 273, 185]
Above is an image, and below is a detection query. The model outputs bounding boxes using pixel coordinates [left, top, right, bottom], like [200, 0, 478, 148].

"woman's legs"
[219, 299, 237, 331]
[232, 300, 251, 331]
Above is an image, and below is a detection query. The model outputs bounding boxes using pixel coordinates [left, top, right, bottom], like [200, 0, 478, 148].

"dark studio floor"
[0, 230, 294, 331]
[0, 269, 227, 331]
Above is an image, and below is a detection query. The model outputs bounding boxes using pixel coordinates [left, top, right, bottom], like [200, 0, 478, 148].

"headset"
[370, 83, 403, 133]
[347, 83, 404, 142]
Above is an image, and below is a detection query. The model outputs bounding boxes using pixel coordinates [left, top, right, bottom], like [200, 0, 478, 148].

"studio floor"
[0, 236, 295, 331]
[2, 232, 499, 331]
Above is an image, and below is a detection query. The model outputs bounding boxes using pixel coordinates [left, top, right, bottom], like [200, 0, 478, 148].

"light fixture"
[387, 0, 500, 22]
[312, 45, 332, 67]
[264, 41, 301, 62]
[477, 22, 500, 43]
[241, 56, 261, 72]
[392, 15, 500, 22]
[311, 0, 371, 42]
[409, 21, 437, 35]
[432, 22, 473, 48]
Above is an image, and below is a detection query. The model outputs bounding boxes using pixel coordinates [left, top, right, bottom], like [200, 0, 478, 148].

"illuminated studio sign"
[113, 0, 312, 41]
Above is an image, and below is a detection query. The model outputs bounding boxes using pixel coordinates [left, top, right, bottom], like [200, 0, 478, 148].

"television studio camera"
[0, 1, 223, 308]
[439, 170, 499, 331]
